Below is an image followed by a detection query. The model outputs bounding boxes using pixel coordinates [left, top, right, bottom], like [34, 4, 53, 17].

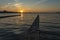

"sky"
[0, 0, 60, 12]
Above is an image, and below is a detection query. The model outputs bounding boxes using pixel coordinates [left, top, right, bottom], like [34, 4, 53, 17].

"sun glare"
[20, 10, 23, 13]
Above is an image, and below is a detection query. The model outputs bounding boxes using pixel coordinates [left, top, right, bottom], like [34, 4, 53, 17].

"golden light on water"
[20, 10, 24, 17]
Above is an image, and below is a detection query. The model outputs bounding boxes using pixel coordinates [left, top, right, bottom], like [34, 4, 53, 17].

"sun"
[20, 10, 23, 13]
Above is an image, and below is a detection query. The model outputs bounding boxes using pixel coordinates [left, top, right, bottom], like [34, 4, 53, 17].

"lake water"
[0, 12, 60, 40]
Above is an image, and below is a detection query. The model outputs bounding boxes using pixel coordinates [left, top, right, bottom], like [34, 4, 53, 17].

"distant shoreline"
[0, 12, 20, 13]
[0, 11, 60, 14]
[0, 10, 21, 13]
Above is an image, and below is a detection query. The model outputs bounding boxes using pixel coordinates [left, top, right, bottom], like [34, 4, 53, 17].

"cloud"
[1, 3, 23, 9]
[35, 0, 48, 5]
[14, 0, 18, 2]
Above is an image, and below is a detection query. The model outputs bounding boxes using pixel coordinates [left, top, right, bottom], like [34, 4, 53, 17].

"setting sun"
[20, 10, 23, 13]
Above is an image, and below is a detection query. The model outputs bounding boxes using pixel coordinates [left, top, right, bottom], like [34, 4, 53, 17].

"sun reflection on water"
[16, 10, 24, 24]
[20, 10, 24, 20]
[20, 12, 24, 20]
[20, 10, 24, 24]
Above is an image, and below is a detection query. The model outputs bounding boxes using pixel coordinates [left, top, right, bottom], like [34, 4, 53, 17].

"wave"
[44, 25, 60, 28]
[0, 29, 17, 40]
[40, 22, 60, 24]
[40, 30, 60, 40]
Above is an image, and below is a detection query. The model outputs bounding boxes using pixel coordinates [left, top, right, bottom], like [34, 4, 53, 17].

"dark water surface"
[0, 12, 60, 40]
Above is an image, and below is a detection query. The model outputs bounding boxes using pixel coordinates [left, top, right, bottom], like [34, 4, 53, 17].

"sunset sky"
[0, 0, 60, 12]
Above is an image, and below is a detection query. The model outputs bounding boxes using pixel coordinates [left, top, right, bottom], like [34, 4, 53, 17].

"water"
[0, 12, 60, 40]
[0, 13, 36, 34]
